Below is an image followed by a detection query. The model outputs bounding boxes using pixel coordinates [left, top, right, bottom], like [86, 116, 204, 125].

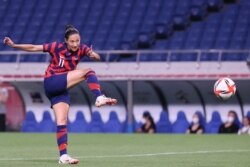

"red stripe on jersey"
[80, 44, 90, 59]
[77, 50, 81, 61]
[58, 43, 63, 48]
[50, 42, 56, 53]
[52, 52, 59, 68]
[88, 83, 100, 90]
[71, 57, 77, 68]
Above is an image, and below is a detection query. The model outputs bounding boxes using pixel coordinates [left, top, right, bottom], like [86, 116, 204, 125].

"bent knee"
[85, 68, 94, 73]
[82, 68, 96, 77]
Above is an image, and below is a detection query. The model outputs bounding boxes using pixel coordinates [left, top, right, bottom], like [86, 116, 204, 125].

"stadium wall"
[5, 80, 249, 132]
[0, 62, 250, 81]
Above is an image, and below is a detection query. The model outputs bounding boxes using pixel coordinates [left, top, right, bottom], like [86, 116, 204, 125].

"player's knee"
[57, 117, 68, 125]
[83, 68, 95, 77]
[85, 68, 93, 73]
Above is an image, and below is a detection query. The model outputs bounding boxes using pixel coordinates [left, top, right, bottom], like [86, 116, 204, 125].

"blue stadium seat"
[137, 33, 155, 49]
[247, 111, 250, 119]
[207, 0, 224, 11]
[0, 0, 244, 62]
[21, 111, 39, 132]
[69, 111, 90, 133]
[155, 23, 173, 39]
[205, 111, 222, 133]
[134, 122, 143, 132]
[200, 53, 219, 61]
[38, 111, 56, 132]
[103, 111, 125, 133]
[221, 53, 245, 61]
[190, 5, 208, 21]
[191, 0, 207, 6]
[156, 111, 172, 133]
[0, 54, 17, 62]
[172, 111, 189, 133]
[89, 112, 104, 133]
[20, 54, 47, 62]
[173, 14, 190, 30]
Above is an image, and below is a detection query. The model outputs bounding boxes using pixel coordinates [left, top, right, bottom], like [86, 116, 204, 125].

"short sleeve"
[43, 42, 58, 53]
[79, 44, 91, 58]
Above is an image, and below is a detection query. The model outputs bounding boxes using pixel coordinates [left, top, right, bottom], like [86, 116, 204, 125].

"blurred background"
[0, 0, 250, 134]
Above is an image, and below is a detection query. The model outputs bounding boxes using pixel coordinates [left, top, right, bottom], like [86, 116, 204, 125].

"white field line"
[0, 150, 249, 161]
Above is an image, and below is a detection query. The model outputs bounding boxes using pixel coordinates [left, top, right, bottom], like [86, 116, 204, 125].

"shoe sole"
[59, 160, 79, 164]
[95, 99, 117, 107]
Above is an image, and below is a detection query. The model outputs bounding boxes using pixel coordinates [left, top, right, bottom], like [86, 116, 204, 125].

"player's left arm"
[86, 45, 101, 61]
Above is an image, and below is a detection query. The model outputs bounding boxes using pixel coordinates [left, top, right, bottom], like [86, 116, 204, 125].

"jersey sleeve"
[79, 44, 91, 59]
[43, 42, 58, 54]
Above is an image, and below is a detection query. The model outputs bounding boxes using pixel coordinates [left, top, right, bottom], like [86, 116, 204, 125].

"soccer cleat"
[58, 154, 79, 164]
[95, 95, 117, 107]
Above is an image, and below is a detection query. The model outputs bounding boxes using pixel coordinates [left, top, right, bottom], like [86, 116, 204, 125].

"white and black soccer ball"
[214, 77, 236, 100]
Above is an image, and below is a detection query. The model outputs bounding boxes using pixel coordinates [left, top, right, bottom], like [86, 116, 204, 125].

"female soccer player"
[3, 25, 117, 164]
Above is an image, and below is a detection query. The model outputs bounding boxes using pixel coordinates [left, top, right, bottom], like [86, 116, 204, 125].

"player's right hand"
[3, 37, 14, 47]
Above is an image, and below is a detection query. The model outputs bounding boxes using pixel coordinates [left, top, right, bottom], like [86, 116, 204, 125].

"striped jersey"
[43, 42, 91, 78]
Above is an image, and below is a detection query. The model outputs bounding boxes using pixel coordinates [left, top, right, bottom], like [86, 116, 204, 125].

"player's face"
[65, 34, 80, 52]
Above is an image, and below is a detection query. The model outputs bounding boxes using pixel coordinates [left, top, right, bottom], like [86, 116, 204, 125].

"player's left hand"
[87, 45, 93, 57]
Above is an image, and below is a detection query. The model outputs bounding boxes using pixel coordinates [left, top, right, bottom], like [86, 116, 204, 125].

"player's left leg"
[67, 68, 117, 107]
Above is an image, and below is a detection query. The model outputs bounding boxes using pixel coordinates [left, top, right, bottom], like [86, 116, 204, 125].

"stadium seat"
[207, 0, 224, 11]
[38, 111, 56, 132]
[68, 111, 90, 133]
[21, 111, 39, 132]
[173, 14, 191, 30]
[190, 5, 208, 21]
[172, 111, 189, 133]
[89, 112, 104, 133]
[156, 111, 172, 133]
[103, 111, 125, 133]
[205, 111, 222, 133]
[247, 111, 250, 118]
[0, 55, 17, 62]
[134, 122, 143, 132]
[0, 0, 243, 63]
[155, 23, 173, 39]
[137, 33, 155, 49]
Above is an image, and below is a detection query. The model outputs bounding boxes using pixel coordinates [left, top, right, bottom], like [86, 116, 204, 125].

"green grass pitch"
[0, 133, 249, 167]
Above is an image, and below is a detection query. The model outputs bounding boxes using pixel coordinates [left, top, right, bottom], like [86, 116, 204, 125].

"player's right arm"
[3, 37, 43, 52]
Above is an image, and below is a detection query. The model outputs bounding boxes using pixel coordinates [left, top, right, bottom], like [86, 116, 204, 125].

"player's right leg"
[53, 102, 79, 164]
[66, 68, 117, 107]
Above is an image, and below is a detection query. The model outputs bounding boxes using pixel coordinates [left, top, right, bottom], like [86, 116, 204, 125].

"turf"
[0, 133, 249, 167]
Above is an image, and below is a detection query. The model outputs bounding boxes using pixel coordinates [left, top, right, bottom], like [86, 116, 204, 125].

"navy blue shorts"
[44, 73, 70, 107]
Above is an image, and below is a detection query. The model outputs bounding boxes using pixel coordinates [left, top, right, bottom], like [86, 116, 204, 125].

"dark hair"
[143, 111, 155, 125]
[143, 111, 151, 118]
[228, 110, 237, 118]
[64, 24, 79, 40]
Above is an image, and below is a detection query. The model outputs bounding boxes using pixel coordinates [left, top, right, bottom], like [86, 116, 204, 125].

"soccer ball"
[214, 77, 236, 100]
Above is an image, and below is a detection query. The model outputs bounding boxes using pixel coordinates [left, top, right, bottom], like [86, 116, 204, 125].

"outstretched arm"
[3, 37, 43, 52]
